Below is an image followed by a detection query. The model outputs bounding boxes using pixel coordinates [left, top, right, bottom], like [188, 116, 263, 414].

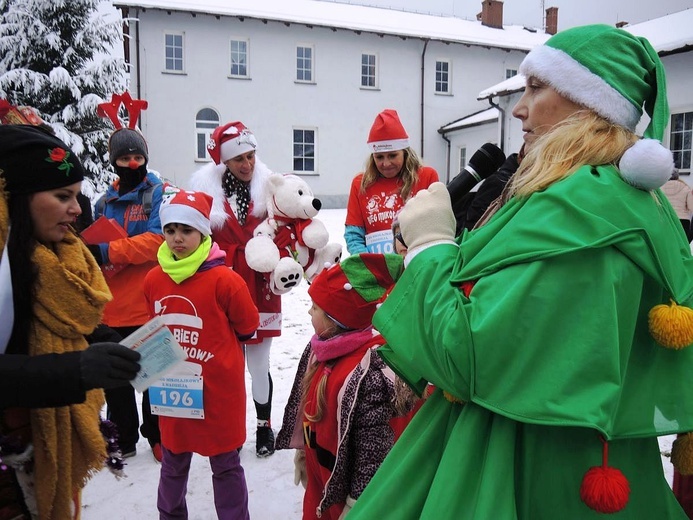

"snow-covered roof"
[439, 107, 498, 133]
[477, 8, 693, 100]
[477, 74, 525, 101]
[113, 0, 550, 51]
[625, 8, 693, 55]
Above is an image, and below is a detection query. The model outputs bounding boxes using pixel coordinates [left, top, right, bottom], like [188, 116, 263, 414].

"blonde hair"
[508, 111, 638, 199]
[361, 147, 423, 201]
[301, 313, 349, 424]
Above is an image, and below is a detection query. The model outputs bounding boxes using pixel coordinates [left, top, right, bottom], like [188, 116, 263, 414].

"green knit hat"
[308, 253, 404, 330]
[520, 24, 674, 190]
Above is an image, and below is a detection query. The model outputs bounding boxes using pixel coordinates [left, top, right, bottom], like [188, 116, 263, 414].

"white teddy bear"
[245, 173, 342, 294]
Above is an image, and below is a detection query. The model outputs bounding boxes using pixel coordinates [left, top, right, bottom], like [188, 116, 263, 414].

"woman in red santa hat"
[189, 122, 278, 457]
[344, 108, 438, 255]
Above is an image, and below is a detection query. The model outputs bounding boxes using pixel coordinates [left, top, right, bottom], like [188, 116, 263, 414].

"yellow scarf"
[157, 235, 212, 284]
[29, 232, 112, 520]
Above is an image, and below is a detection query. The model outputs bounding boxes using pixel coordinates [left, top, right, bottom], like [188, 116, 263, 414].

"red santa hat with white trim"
[367, 109, 410, 153]
[207, 121, 258, 165]
[159, 188, 213, 237]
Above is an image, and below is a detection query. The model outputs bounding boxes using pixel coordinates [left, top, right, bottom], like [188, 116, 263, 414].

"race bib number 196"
[150, 376, 204, 419]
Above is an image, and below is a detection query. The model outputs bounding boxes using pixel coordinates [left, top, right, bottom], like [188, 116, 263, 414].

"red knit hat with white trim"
[159, 188, 213, 236]
[207, 121, 257, 165]
[308, 253, 403, 330]
[367, 109, 410, 153]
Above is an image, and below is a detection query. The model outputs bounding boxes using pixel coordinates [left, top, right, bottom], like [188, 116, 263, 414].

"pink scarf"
[310, 327, 375, 362]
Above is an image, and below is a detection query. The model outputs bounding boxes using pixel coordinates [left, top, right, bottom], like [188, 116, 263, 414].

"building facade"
[114, 0, 549, 206]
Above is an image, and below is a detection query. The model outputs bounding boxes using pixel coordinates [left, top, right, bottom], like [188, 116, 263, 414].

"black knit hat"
[108, 128, 149, 166]
[0, 124, 85, 194]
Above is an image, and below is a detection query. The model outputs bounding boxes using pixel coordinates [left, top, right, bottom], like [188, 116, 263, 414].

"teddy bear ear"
[269, 173, 285, 188]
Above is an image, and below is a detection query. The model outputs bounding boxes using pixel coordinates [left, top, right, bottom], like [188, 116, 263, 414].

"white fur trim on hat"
[369, 138, 410, 153]
[220, 128, 257, 163]
[520, 45, 641, 131]
[160, 203, 212, 236]
[619, 138, 674, 190]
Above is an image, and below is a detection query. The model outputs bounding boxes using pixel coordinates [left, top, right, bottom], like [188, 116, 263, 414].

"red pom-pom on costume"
[580, 466, 630, 513]
[580, 437, 630, 514]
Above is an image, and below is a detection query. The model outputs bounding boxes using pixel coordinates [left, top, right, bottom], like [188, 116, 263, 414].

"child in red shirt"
[143, 189, 259, 520]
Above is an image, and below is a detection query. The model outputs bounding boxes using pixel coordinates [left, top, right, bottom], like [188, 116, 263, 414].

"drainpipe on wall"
[440, 131, 451, 182]
[487, 97, 505, 153]
[135, 8, 142, 100]
[420, 39, 429, 158]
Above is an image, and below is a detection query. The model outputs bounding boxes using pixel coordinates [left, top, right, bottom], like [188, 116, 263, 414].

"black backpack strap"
[142, 185, 154, 216]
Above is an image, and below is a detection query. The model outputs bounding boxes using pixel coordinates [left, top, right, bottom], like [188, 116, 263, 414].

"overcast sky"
[320, 0, 692, 30]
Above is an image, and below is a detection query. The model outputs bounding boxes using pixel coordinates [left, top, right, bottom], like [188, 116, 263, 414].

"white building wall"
[423, 43, 524, 177]
[127, 8, 529, 206]
[662, 52, 693, 186]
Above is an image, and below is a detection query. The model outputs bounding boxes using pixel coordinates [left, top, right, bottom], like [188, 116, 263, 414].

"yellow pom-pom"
[442, 390, 465, 404]
[672, 433, 693, 475]
[648, 300, 693, 349]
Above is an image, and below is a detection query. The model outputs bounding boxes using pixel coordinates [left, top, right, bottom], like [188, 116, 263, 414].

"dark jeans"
[106, 325, 160, 451]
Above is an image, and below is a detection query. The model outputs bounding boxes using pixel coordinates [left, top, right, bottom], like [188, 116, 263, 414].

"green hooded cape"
[348, 165, 693, 519]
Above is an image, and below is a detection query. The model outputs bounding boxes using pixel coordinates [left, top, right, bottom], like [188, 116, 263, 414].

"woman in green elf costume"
[347, 24, 693, 519]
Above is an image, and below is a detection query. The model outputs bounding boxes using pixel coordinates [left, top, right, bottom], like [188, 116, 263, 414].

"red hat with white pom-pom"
[308, 253, 403, 330]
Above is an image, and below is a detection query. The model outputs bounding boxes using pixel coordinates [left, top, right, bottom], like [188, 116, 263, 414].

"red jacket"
[144, 262, 259, 455]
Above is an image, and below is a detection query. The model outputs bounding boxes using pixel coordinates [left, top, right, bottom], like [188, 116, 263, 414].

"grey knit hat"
[108, 128, 148, 166]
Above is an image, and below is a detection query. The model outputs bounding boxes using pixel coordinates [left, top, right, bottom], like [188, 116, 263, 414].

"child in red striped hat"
[276, 253, 403, 520]
[143, 188, 260, 520]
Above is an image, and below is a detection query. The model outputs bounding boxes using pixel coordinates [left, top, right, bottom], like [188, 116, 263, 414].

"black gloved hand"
[87, 244, 104, 265]
[80, 342, 141, 390]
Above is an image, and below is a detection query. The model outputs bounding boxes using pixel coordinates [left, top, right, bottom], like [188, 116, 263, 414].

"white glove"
[293, 449, 307, 489]
[398, 182, 456, 252]
[338, 496, 357, 519]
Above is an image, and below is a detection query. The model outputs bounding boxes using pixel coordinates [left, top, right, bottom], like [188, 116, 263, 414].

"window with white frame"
[230, 39, 249, 77]
[296, 45, 314, 83]
[459, 147, 467, 173]
[505, 68, 518, 79]
[195, 108, 220, 161]
[293, 128, 316, 173]
[164, 32, 184, 72]
[361, 53, 378, 88]
[435, 60, 451, 94]
[670, 111, 693, 174]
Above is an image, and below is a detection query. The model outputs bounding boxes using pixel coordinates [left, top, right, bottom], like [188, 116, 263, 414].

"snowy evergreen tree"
[0, 0, 128, 196]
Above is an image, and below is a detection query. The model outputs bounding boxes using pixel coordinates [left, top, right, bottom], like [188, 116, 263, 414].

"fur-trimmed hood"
[188, 157, 272, 230]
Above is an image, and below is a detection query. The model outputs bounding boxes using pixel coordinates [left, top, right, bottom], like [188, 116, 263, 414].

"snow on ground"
[80, 207, 678, 518]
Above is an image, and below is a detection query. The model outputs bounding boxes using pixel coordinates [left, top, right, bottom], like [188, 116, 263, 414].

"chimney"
[615, 21, 629, 28]
[479, 0, 503, 30]
[545, 7, 558, 35]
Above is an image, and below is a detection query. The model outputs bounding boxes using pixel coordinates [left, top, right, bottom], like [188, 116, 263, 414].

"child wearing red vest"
[276, 254, 401, 519]
[143, 189, 259, 520]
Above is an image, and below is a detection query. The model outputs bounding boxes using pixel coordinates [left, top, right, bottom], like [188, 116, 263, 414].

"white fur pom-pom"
[618, 139, 674, 190]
